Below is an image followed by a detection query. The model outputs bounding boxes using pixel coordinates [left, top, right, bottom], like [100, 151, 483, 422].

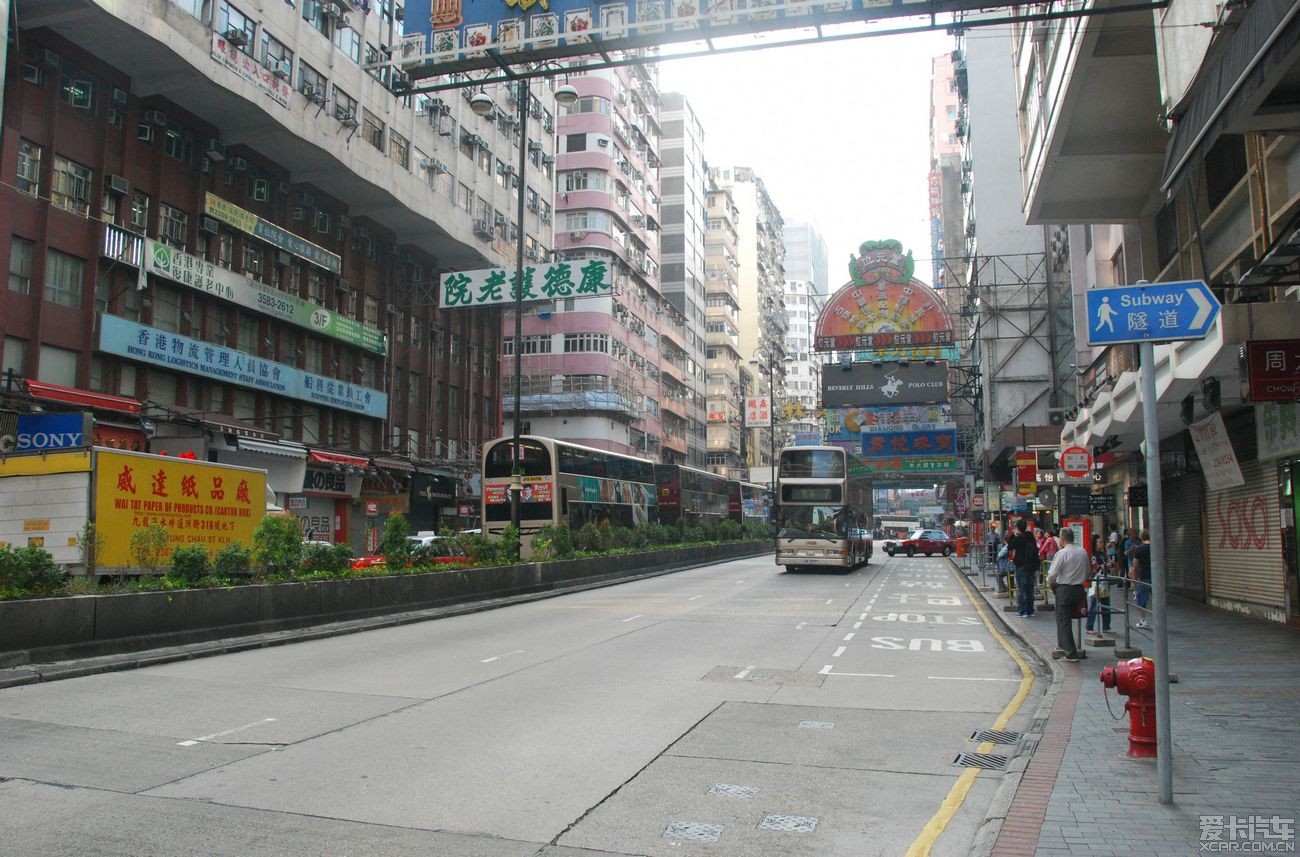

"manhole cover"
[708, 784, 759, 798]
[664, 821, 723, 842]
[953, 752, 1009, 770]
[798, 720, 835, 729]
[758, 814, 818, 833]
[970, 729, 1021, 744]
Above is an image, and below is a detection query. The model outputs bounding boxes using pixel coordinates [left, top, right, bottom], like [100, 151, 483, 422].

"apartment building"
[702, 176, 745, 478]
[1, 0, 559, 543]
[781, 222, 829, 439]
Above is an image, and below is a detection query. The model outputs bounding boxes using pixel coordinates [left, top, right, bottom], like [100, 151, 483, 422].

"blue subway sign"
[1085, 280, 1221, 346]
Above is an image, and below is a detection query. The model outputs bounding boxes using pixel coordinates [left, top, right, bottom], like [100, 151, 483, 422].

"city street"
[0, 554, 1044, 856]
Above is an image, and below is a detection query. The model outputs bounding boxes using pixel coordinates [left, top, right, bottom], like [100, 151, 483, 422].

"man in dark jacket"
[1008, 518, 1040, 617]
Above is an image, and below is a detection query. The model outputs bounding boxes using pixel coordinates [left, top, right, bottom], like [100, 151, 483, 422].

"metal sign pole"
[1139, 339, 1173, 803]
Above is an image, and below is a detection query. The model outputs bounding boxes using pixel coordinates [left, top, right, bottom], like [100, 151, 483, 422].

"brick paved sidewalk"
[969, 574, 1300, 857]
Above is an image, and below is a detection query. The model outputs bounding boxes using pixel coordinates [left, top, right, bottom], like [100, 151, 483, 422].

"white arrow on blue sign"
[1085, 280, 1221, 346]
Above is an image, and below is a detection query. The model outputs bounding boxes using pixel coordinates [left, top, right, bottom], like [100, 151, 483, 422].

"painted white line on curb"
[178, 717, 277, 747]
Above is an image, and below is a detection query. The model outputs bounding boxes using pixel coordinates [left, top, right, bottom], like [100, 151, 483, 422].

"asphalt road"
[0, 553, 1044, 856]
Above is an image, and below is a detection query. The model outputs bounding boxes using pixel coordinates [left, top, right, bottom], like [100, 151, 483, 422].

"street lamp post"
[749, 353, 792, 544]
[471, 76, 577, 555]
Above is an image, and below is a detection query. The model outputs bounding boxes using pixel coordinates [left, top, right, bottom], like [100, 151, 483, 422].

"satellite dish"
[1036, 488, 1057, 509]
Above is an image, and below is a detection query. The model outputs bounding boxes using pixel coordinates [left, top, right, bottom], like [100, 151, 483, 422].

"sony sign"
[0, 413, 92, 454]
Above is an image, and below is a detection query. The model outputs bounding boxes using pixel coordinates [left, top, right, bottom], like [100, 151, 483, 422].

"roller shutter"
[1162, 473, 1205, 601]
[1205, 459, 1285, 611]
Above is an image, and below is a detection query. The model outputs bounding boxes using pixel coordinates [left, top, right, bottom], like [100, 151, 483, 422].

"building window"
[130, 192, 150, 233]
[51, 156, 93, 216]
[59, 61, 98, 114]
[333, 88, 357, 125]
[243, 242, 264, 279]
[217, 2, 256, 56]
[261, 31, 293, 76]
[364, 295, 379, 327]
[503, 335, 552, 355]
[161, 204, 188, 248]
[163, 123, 193, 163]
[218, 231, 234, 268]
[44, 249, 85, 308]
[333, 24, 362, 62]
[298, 61, 326, 101]
[38, 344, 79, 386]
[389, 130, 410, 169]
[563, 333, 609, 353]
[16, 139, 41, 196]
[9, 238, 34, 294]
[565, 133, 587, 153]
[361, 109, 384, 150]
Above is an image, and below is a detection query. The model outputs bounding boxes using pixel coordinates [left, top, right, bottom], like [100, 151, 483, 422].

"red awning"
[26, 380, 142, 415]
[309, 449, 370, 468]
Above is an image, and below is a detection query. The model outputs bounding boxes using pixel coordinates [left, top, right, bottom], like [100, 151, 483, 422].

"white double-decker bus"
[775, 445, 873, 571]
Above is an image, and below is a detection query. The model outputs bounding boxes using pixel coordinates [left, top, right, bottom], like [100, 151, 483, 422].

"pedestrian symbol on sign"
[1095, 296, 1117, 334]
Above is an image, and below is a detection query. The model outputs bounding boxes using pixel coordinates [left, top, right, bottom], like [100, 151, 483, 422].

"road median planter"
[1, 541, 768, 667]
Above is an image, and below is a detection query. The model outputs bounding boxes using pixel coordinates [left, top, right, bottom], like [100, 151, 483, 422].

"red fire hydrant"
[1099, 656, 1156, 758]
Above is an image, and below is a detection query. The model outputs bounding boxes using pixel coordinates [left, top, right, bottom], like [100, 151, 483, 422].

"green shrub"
[640, 523, 672, 546]
[170, 545, 212, 582]
[252, 514, 303, 576]
[213, 543, 251, 577]
[532, 524, 574, 561]
[698, 520, 722, 543]
[719, 519, 743, 541]
[129, 524, 170, 573]
[303, 542, 352, 574]
[608, 526, 638, 550]
[379, 513, 411, 570]
[78, 521, 105, 577]
[573, 522, 606, 553]
[682, 524, 705, 545]
[0, 545, 65, 596]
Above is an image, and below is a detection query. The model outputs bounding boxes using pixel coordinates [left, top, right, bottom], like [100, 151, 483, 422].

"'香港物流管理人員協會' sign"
[1085, 281, 1221, 347]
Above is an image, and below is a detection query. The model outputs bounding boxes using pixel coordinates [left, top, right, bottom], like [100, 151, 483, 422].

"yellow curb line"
[903, 564, 1036, 857]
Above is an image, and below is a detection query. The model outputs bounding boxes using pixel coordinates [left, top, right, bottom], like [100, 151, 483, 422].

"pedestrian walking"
[1046, 527, 1090, 661]
[1085, 533, 1113, 634]
[1130, 529, 1153, 629]
[1008, 519, 1040, 617]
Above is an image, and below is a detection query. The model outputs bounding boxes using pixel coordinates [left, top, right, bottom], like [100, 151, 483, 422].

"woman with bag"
[1085, 533, 1113, 635]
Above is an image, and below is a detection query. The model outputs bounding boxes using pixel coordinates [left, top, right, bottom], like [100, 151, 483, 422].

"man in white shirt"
[1046, 527, 1091, 661]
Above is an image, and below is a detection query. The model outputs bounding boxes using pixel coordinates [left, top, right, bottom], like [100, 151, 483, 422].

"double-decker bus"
[481, 436, 656, 557]
[728, 481, 770, 526]
[775, 445, 873, 571]
[654, 464, 731, 525]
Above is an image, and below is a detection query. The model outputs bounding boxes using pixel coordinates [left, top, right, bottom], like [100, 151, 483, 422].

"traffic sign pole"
[1140, 333, 1173, 804]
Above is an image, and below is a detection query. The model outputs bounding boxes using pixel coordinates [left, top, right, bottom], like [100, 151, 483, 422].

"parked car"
[351, 538, 470, 570]
[885, 529, 955, 558]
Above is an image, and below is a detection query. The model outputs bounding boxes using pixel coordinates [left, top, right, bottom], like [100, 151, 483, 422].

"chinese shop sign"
[439, 259, 611, 308]
[94, 449, 266, 566]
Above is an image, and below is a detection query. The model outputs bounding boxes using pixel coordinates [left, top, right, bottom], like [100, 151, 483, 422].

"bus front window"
[778, 506, 846, 539]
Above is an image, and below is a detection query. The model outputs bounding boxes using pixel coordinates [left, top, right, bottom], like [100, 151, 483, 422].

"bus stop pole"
[1139, 339, 1173, 803]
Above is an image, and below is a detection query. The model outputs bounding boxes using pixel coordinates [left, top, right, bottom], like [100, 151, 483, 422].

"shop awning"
[372, 456, 415, 473]
[25, 380, 142, 415]
[309, 449, 369, 468]
[237, 438, 308, 459]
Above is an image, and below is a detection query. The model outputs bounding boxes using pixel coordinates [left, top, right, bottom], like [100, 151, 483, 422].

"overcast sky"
[658, 29, 955, 288]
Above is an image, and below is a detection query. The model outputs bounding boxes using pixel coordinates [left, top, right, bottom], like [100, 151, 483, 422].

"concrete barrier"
[0, 542, 769, 667]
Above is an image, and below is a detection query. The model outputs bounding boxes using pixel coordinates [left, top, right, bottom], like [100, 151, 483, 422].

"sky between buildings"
[659, 28, 956, 291]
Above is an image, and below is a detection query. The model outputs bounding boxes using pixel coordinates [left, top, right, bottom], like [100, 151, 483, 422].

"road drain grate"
[758, 814, 818, 833]
[708, 784, 759, 798]
[970, 729, 1021, 744]
[664, 821, 723, 842]
[798, 720, 835, 729]
[953, 752, 1010, 770]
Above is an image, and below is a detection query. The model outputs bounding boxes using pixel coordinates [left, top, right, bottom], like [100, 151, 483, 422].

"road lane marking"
[688, 595, 703, 601]
[853, 622, 862, 629]
[821, 669, 895, 677]
[904, 562, 1036, 857]
[481, 649, 525, 663]
[178, 717, 277, 747]
[795, 622, 806, 630]
[825, 599, 834, 604]
[819, 664, 833, 674]
[832, 646, 847, 657]
[622, 614, 643, 622]
[734, 666, 755, 679]
[843, 633, 855, 641]
[858, 613, 867, 621]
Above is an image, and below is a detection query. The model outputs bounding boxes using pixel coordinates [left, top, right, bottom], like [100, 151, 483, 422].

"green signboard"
[145, 240, 387, 355]
[440, 259, 611, 308]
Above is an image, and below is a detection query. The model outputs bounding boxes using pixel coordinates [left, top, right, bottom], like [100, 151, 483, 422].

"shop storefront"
[1258, 401, 1300, 625]
[293, 456, 363, 545]
[1162, 473, 1205, 601]
[1205, 458, 1286, 621]
[409, 469, 458, 533]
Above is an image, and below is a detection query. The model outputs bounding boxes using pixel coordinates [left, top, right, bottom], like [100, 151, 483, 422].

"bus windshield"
[778, 505, 846, 539]
[778, 449, 845, 479]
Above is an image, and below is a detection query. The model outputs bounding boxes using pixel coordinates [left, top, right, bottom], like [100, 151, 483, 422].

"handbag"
[1073, 599, 1089, 619]
[1097, 580, 1111, 599]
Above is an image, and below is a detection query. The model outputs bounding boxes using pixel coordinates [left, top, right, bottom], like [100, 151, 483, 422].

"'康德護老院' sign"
[440, 259, 611, 308]
[821, 362, 949, 408]
[203, 193, 341, 274]
[98, 315, 388, 420]
[143, 239, 386, 355]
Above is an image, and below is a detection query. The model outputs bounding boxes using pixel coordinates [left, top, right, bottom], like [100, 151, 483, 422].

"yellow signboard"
[0, 450, 92, 477]
[94, 449, 266, 566]
[23, 519, 51, 532]
[203, 192, 258, 234]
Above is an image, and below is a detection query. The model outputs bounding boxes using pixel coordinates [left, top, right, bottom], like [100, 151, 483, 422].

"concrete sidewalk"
[966, 569, 1300, 857]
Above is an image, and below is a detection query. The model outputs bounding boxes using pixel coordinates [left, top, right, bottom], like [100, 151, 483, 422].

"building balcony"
[1017, 1, 1167, 224]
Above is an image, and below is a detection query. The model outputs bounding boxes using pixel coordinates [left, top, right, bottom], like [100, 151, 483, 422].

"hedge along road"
[0, 552, 1042, 857]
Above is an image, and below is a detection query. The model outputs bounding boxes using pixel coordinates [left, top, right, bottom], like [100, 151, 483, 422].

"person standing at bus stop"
[1008, 519, 1040, 618]
[1046, 527, 1090, 661]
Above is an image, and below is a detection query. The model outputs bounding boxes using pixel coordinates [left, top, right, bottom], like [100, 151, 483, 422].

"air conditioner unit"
[597, 138, 609, 148]
[569, 231, 583, 240]
[230, 156, 248, 172]
[136, 124, 155, 143]
[432, 159, 449, 174]
[419, 157, 438, 170]
[204, 139, 226, 161]
[306, 86, 328, 106]
[337, 110, 359, 128]
[292, 206, 306, 221]
[294, 192, 315, 207]
[199, 215, 221, 235]
[142, 108, 168, 127]
[273, 58, 292, 80]
[473, 220, 493, 239]
[525, 248, 538, 260]
[104, 174, 130, 196]
[322, 1, 343, 19]
[540, 211, 552, 223]
[276, 181, 290, 195]
[111, 88, 128, 107]
[493, 212, 507, 224]
[223, 27, 248, 47]
[336, 278, 351, 292]
[541, 154, 555, 166]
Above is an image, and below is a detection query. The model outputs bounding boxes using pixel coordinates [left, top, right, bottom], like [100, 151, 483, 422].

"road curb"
[948, 558, 1064, 857]
[0, 551, 765, 690]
